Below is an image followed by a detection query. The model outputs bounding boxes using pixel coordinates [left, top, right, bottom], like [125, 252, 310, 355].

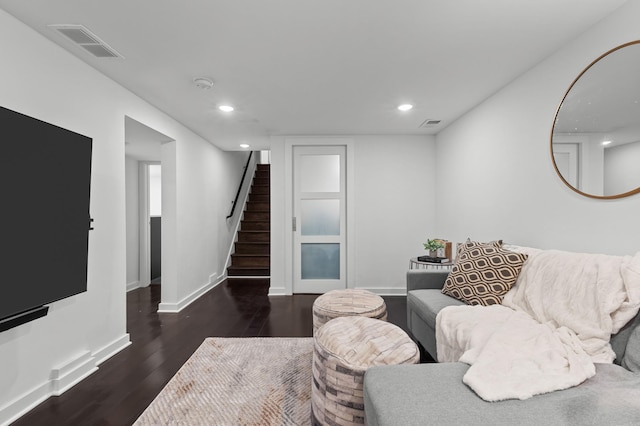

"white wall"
[125, 156, 140, 290]
[0, 9, 244, 423]
[0, 9, 131, 422]
[158, 135, 247, 311]
[435, 0, 640, 256]
[270, 134, 437, 295]
[353, 135, 438, 293]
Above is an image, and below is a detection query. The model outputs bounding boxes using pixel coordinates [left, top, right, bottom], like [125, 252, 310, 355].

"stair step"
[255, 170, 270, 180]
[235, 242, 269, 255]
[248, 193, 270, 202]
[256, 164, 270, 170]
[238, 231, 270, 243]
[241, 221, 270, 231]
[251, 185, 270, 195]
[227, 266, 270, 276]
[231, 254, 270, 267]
[244, 211, 269, 221]
[226, 277, 270, 285]
[246, 201, 269, 211]
[253, 177, 269, 186]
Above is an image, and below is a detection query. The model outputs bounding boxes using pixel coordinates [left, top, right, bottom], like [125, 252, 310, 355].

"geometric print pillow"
[455, 238, 503, 260]
[442, 244, 528, 306]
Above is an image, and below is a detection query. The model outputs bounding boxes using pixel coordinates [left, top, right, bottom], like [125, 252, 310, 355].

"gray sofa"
[363, 269, 640, 426]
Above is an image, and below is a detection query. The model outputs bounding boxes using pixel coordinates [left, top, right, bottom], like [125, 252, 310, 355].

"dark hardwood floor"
[12, 279, 416, 426]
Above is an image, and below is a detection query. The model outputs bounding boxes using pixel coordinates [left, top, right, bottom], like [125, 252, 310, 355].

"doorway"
[124, 117, 173, 296]
[148, 164, 162, 285]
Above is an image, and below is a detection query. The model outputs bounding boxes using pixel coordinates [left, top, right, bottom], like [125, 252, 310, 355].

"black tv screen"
[0, 106, 92, 323]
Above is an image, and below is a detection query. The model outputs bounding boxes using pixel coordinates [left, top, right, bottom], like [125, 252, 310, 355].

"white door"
[293, 146, 346, 293]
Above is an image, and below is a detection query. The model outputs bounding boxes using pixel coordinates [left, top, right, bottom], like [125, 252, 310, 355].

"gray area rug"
[134, 337, 314, 425]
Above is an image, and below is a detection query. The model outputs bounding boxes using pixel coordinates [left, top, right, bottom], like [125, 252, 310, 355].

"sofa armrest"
[406, 269, 449, 291]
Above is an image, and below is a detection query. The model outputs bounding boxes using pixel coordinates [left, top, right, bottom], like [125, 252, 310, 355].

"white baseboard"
[93, 334, 131, 366]
[126, 280, 141, 292]
[268, 286, 287, 296]
[213, 272, 225, 284]
[0, 333, 132, 426]
[0, 380, 50, 426]
[157, 275, 224, 313]
[50, 351, 98, 396]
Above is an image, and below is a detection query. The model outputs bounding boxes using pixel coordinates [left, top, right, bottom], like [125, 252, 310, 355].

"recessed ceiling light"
[219, 105, 234, 112]
[602, 140, 612, 146]
[398, 104, 413, 111]
[240, 143, 250, 149]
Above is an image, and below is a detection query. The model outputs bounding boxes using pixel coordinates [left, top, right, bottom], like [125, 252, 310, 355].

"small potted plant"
[423, 239, 445, 257]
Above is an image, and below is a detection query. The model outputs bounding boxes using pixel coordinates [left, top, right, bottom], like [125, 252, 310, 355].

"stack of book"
[417, 255, 450, 263]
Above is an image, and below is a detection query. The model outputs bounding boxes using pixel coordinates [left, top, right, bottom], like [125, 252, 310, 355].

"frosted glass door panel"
[301, 199, 340, 235]
[300, 155, 340, 192]
[301, 244, 340, 279]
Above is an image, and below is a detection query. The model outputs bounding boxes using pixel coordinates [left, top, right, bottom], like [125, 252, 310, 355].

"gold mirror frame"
[551, 40, 640, 200]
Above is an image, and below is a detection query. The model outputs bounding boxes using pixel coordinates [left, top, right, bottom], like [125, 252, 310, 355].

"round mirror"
[551, 40, 640, 199]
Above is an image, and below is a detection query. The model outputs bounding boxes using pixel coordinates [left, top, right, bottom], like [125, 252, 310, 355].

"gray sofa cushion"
[612, 311, 640, 368]
[364, 362, 640, 426]
[407, 289, 464, 328]
[622, 326, 640, 372]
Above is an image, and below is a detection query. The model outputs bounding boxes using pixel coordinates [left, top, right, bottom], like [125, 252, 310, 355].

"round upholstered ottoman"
[311, 316, 420, 425]
[312, 289, 387, 334]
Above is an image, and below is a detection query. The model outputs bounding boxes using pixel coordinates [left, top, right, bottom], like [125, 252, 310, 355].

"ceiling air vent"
[48, 24, 123, 59]
[419, 119, 442, 128]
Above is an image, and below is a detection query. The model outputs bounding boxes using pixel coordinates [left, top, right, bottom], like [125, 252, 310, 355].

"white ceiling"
[0, 0, 629, 152]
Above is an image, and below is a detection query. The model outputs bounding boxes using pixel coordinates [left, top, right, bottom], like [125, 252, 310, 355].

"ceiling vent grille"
[48, 24, 123, 58]
[419, 119, 442, 128]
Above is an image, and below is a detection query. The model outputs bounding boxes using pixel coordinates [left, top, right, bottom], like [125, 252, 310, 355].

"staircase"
[227, 164, 270, 277]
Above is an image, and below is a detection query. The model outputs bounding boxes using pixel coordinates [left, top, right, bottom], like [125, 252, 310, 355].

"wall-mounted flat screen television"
[0, 106, 92, 330]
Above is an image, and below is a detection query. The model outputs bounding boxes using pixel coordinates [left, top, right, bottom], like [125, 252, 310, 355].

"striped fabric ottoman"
[311, 316, 420, 426]
[312, 289, 387, 334]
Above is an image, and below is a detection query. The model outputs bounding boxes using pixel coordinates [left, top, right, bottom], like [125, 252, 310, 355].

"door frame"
[552, 143, 580, 190]
[293, 145, 346, 293]
[284, 137, 355, 294]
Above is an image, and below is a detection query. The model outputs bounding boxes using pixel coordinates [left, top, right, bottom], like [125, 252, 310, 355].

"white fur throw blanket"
[436, 248, 640, 402]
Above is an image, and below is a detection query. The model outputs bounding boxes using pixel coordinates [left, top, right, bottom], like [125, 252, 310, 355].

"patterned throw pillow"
[455, 238, 503, 259]
[442, 244, 527, 306]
